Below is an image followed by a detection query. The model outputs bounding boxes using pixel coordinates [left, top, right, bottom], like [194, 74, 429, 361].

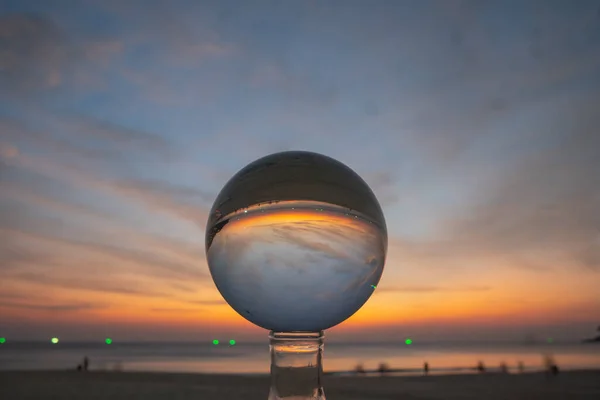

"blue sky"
[0, 0, 599, 341]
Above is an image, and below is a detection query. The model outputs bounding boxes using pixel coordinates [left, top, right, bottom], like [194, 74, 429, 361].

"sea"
[1, 341, 599, 375]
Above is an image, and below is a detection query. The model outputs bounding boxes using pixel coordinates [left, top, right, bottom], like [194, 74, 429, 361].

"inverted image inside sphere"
[205, 151, 387, 332]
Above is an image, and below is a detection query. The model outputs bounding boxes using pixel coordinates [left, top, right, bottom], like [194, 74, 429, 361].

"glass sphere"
[205, 151, 387, 332]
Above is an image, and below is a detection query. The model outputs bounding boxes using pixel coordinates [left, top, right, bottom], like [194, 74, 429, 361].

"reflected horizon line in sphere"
[205, 151, 388, 333]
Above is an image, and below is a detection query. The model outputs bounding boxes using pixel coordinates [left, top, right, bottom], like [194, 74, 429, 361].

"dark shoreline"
[1, 369, 600, 400]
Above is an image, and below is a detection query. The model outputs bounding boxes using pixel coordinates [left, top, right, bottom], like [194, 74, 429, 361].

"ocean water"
[1, 341, 599, 375]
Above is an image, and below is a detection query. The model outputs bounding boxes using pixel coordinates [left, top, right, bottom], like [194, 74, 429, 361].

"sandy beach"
[1, 370, 599, 400]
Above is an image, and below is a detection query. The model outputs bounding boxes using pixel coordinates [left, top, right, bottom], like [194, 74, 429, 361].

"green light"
[105, 338, 112, 345]
[212, 339, 219, 345]
[405, 338, 412, 345]
[0, 337, 5, 344]
[371, 285, 377, 289]
[229, 339, 236, 345]
[51, 337, 59, 344]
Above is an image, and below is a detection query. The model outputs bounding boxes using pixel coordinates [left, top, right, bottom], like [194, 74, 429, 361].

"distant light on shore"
[0, 337, 5, 344]
[51, 337, 59, 344]
[405, 338, 413, 345]
[229, 339, 236, 345]
[105, 338, 112, 345]
[213, 339, 219, 345]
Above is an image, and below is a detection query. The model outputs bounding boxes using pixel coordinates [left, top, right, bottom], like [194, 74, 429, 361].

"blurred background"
[1, 0, 599, 375]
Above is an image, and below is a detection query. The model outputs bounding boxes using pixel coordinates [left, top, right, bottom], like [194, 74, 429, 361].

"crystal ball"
[205, 151, 387, 332]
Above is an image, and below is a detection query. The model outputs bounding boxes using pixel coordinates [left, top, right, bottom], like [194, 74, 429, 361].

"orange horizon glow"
[219, 201, 379, 233]
[2, 224, 598, 340]
[3, 262, 597, 338]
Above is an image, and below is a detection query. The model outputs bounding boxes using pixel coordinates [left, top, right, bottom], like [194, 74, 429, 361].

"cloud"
[1, 118, 117, 161]
[270, 224, 355, 262]
[0, 226, 205, 282]
[108, 178, 213, 224]
[1, 110, 212, 233]
[0, 13, 124, 95]
[0, 8, 233, 104]
[0, 14, 70, 93]
[0, 301, 106, 312]
[0, 258, 205, 309]
[246, 61, 339, 109]
[150, 307, 205, 313]
[46, 114, 178, 161]
[2, 112, 178, 163]
[2, 149, 209, 227]
[0, 142, 20, 160]
[2, 269, 187, 300]
[102, 0, 236, 65]
[111, 178, 213, 202]
[186, 299, 227, 306]
[390, 90, 600, 272]
[217, 214, 385, 270]
[0, 112, 212, 312]
[376, 285, 492, 293]
[0, 180, 205, 263]
[363, 171, 399, 207]
[75, 1, 239, 105]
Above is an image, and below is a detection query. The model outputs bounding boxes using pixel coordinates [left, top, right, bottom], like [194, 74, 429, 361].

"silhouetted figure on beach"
[354, 363, 366, 375]
[377, 362, 390, 376]
[543, 354, 559, 377]
[423, 362, 429, 376]
[518, 361, 525, 374]
[499, 362, 509, 374]
[83, 356, 89, 372]
[476, 361, 486, 373]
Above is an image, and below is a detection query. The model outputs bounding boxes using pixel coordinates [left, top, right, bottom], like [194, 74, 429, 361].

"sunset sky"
[0, 0, 599, 343]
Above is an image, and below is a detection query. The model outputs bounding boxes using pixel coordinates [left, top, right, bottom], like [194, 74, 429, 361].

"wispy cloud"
[150, 307, 206, 313]
[0, 13, 124, 95]
[102, 0, 237, 65]
[108, 178, 212, 225]
[0, 14, 71, 93]
[390, 90, 600, 273]
[1, 301, 106, 312]
[46, 114, 178, 161]
[2, 111, 178, 163]
[376, 285, 492, 294]
[1, 181, 205, 262]
[186, 299, 228, 306]
[1, 147, 209, 226]
[1, 226, 205, 282]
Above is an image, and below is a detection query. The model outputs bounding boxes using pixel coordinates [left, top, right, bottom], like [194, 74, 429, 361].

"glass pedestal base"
[268, 331, 325, 400]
